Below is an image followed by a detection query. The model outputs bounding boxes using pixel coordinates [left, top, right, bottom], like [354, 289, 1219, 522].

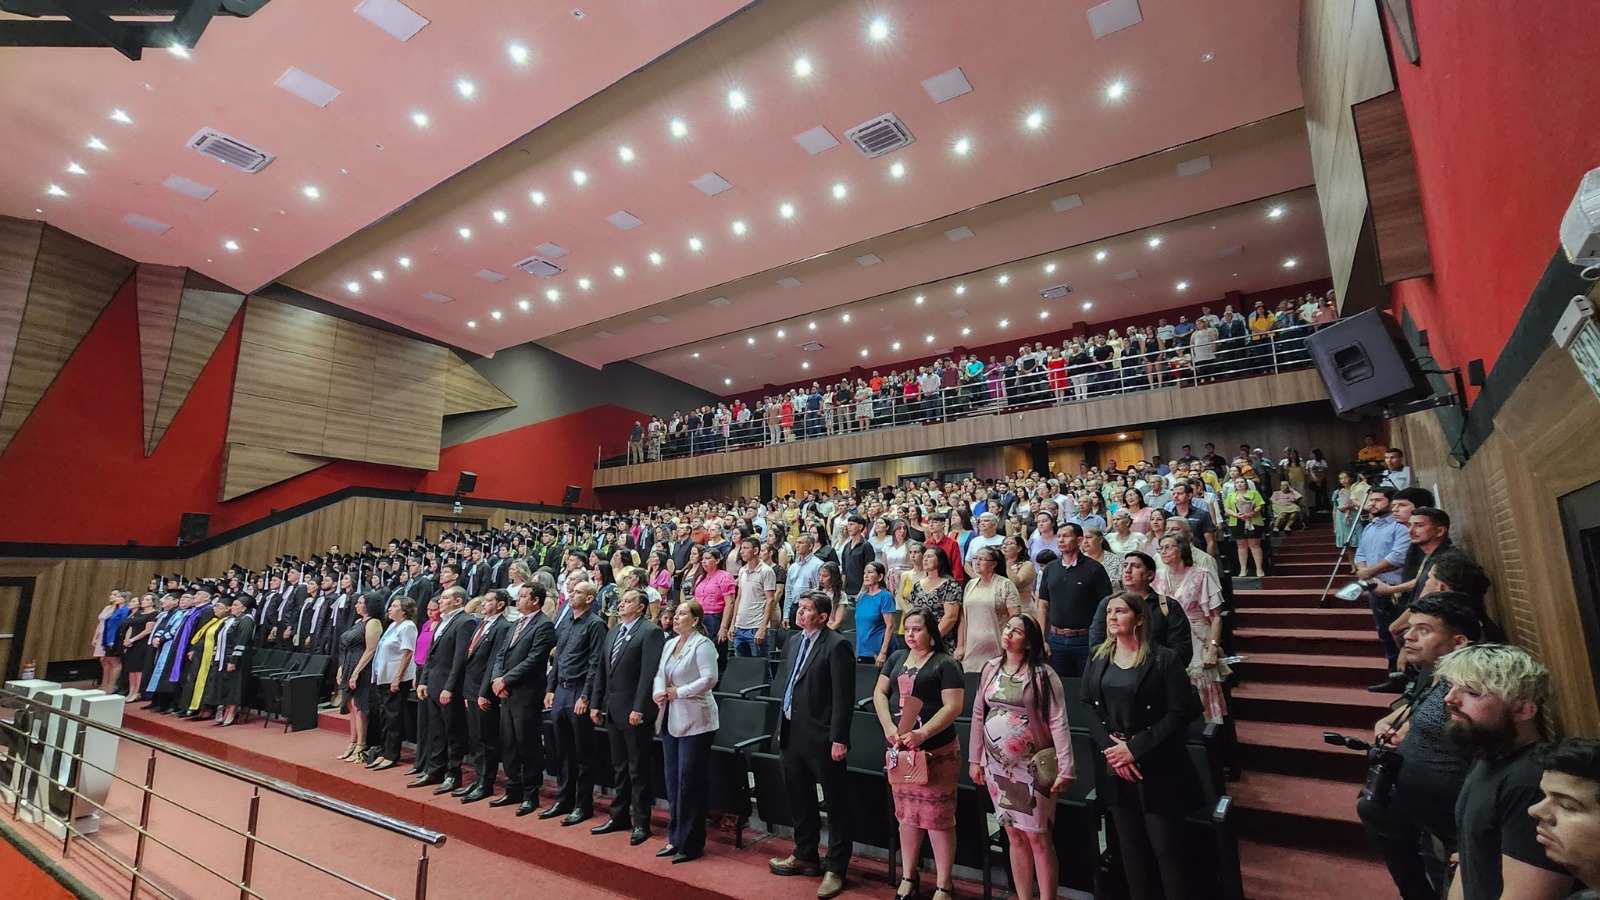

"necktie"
[783, 635, 811, 716]
[510, 618, 527, 647]
[468, 618, 490, 654]
[611, 622, 631, 668]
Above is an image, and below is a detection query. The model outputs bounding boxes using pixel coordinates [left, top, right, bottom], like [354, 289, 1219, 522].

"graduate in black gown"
[208, 596, 256, 727]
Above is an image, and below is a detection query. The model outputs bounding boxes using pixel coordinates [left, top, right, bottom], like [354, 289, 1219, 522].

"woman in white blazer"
[652, 599, 720, 864]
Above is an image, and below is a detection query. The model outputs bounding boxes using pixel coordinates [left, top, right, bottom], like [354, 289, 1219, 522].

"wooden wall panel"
[149, 290, 244, 451]
[220, 443, 332, 501]
[0, 218, 44, 409]
[227, 391, 330, 457]
[1352, 92, 1433, 283]
[442, 355, 516, 416]
[235, 341, 334, 405]
[134, 264, 185, 455]
[1391, 345, 1600, 735]
[595, 368, 1332, 487]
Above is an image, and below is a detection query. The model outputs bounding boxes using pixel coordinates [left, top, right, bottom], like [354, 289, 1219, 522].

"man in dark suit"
[490, 583, 557, 816]
[459, 589, 512, 803]
[768, 589, 855, 898]
[273, 569, 309, 649]
[587, 587, 665, 845]
[463, 547, 492, 598]
[409, 585, 476, 794]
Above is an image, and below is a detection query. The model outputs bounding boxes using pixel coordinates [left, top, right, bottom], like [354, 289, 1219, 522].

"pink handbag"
[885, 747, 928, 784]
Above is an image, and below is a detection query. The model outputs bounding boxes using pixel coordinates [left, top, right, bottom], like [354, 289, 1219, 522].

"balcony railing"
[598, 323, 1323, 468]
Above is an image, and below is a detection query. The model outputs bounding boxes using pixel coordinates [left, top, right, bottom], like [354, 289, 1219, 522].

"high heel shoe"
[345, 745, 367, 762]
[894, 876, 920, 900]
[337, 743, 358, 761]
[930, 888, 953, 900]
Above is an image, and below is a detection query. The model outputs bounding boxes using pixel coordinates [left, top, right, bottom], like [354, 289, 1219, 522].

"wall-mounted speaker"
[178, 512, 210, 544]
[1306, 309, 1431, 419]
[455, 471, 477, 494]
[563, 485, 582, 506]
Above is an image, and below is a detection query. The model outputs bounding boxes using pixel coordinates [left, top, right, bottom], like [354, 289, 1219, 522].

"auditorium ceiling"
[0, 0, 1330, 392]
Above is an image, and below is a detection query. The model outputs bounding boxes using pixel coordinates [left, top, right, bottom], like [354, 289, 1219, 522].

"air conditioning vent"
[1040, 284, 1073, 299]
[187, 128, 275, 173]
[514, 255, 564, 278]
[800, 342, 825, 352]
[846, 113, 914, 158]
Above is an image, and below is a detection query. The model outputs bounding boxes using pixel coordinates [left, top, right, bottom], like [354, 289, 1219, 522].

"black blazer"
[464, 615, 512, 700]
[463, 562, 492, 597]
[421, 613, 476, 696]
[773, 628, 855, 758]
[1087, 593, 1195, 667]
[1080, 646, 1201, 812]
[588, 617, 666, 725]
[492, 611, 556, 698]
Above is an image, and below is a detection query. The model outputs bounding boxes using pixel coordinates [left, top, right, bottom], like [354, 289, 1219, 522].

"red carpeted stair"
[1231, 522, 1396, 899]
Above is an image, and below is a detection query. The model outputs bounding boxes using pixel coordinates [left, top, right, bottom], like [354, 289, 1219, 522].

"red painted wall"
[0, 279, 638, 546]
[1387, 0, 1600, 379]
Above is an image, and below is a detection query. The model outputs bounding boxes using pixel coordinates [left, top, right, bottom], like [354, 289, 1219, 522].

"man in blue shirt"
[1354, 486, 1412, 674]
[1063, 494, 1106, 533]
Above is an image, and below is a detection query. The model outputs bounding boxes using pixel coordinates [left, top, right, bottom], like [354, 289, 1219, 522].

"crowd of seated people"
[623, 292, 1339, 464]
[86, 430, 1593, 900]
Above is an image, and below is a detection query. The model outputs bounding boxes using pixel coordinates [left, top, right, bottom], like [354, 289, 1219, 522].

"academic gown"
[151, 606, 211, 695]
[183, 614, 226, 711]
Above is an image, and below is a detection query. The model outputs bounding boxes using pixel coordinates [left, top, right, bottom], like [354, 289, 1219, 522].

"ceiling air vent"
[1040, 284, 1073, 299]
[846, 113, 914, 158]
[800, 342, 825, 352]
[514, 255, 564, 278]
[187, 128, 274, 174]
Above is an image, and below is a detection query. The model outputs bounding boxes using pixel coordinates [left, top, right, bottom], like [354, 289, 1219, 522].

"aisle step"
[1235, 721, 1371, 782]
[1233, 607, 1372, 632]
[1232, 588, 1338, 609]
[1233, 771, 1368, 852]
[1233, 652, 1390, 688]
[1234, 627, 1381, 658]
[1231, 681, 1396, 728]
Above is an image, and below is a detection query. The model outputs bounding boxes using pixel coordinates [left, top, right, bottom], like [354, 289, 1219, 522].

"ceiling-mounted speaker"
[1306, 309, 1431, 419]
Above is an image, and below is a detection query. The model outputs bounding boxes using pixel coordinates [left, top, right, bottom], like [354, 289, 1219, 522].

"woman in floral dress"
[1152, 533, 1228, 724]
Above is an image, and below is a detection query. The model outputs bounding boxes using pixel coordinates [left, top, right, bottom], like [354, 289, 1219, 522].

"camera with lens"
[1324, 731, 1403, 807]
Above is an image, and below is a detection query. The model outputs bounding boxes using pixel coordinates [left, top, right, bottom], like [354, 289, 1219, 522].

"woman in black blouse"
[1081, 591, 1201, 900]
[873, 609, 966, 900]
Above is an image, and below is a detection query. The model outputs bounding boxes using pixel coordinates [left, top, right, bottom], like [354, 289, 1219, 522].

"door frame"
[0, 577, 37, 683]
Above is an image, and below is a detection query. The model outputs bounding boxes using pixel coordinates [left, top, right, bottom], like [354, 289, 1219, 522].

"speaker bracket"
[1381, 393, 1458, 419]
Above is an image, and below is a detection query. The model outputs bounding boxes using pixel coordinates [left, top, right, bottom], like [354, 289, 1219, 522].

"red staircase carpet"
[1229, 523, 1395, 900]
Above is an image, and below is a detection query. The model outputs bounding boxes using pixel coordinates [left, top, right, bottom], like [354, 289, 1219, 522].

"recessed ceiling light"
[914, 295, 925, 305]
[889, 161, 905, 179]
[999, 318, 1010, 328]
[110, 109, 132, 124]
[518, 299, 531, 311]
[891, 341, 902, 351]
[1175, 280, 1189, 291]
[801, 361, 811, 370]
[779, 202, 795, 219]
[345, 280, 361, 294]
[860, 348, 869, 357]
[492, 209, 508, 223]
[66, 162, 86, 175]
[303, 185, 321, 200]
[997, 274, 1010, 285]
[1044, 262, 1057, 274]
[1094, 249, 1108, 261]
[45, 184, 67, 197]
[370, 268, 384, 280]
[668, 119, 689, 140]
[456, 78, 476, 98]
[747, 336, 756, 345]
[1282, 258, 1298, 268]
[776, 328, 787, 338]
[955, 285, 966, 295]
[731, 220, 747, 236]
[508, 42, 530, 65]
[529, 190, 546, 206]
[1268, 205, 1286, 219]
[648, 251, 663, 265]
[168, 43, 190, 58]
[546, 288, 560, 301]
[577, 277, 591, 290]
[925, 334, 935, 343]
[571, 169, 587, 186]
[793, 56, 812, 77]
[727, 89, 747, 110]
[222, 239, 240, 251]
[952, 137, 971, 156]
[618, 145, 635, 162]
[1039, 310, 1050, 319]
[961, 326, 971, 336]
[398, 256, 412, 268]
[688, 237, 703, 251]
[1025, 110, 1044, 130]
[457, 226, 471, 239]
[842, 313, 851, 323]
[86, 137, 107, 151]
[868, 16, 889, 41]
[411, 111, 430, 128]
[1106, 80, 1126, 100]
[491, 310, 503, 320]
[1147, 236, 1162, 248]
[613, 265, 626, 277]
[832, 182, 847, 200]
[692, 351, 700, 358]
[1083, 301, 1094, 311]
[467, 320, 477, 328]
[808, 321, 818, 331]
[724, 378, 733, 386]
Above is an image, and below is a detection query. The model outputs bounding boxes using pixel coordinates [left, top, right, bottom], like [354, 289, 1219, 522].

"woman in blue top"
[855, 561, 897, 666]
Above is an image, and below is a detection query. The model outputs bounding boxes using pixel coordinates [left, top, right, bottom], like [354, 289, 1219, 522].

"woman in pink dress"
[1152, 534, 1228, 724]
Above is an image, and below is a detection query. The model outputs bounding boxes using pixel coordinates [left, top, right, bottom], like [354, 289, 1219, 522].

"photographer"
[1358, 592, 1481, 900]
[1436, 644, 1572, 900]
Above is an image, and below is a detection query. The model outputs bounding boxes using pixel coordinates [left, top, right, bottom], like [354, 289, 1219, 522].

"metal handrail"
[0, 690, 444, 847]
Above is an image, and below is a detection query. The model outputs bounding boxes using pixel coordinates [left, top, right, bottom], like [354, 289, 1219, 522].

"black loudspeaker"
[178, 512, 210, 544]
[562, 485, 582, 506]
[455, 471, 477, 494]
[1306, 309, 1430, 419]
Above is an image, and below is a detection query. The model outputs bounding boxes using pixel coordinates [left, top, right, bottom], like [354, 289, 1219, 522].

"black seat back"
[846, 709, 886, 771]
[711, 698, 771, 751]
[854, 662, 881, 707]
[717, 656, 769, 696]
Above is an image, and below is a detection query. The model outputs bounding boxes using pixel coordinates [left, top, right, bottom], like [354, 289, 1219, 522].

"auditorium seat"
[1184, 740, 1243, 900]
[706, 697, 773, 849]
[713, 656, 771, 701]
[844, 709, 898, 887]
[747, 747, 794, 832]
[853, 662, 880, 710]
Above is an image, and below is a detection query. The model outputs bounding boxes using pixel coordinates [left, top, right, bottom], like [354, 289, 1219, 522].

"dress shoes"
[590, 819, 628, 836]
[516, 801, 538, 817]
[769, 855, 822, 877]
[654, 846, 677, 858]
[450, 781, 473, 798]
[536, 805, 572, 821]
[175, 712, 194, 719]
[432, 777, 461, 796]
[560, 810, 593, 827]
[488, 794, 521, 809]
[671, 852, 700, 865]
[460, 785, 492, 804]
[406, 774, 444, 790]
[630, 828, 650, 846]
[817, 872, 844, 899]
[403, 766, 424, 777]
